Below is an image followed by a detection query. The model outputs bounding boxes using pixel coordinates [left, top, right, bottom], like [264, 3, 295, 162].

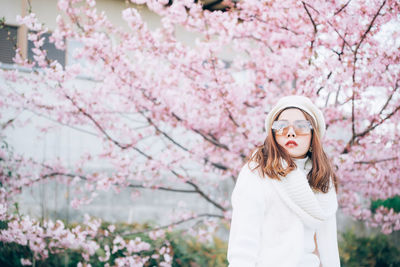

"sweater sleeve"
[227, 164, 266, 267]
[315, 188, 341, 267]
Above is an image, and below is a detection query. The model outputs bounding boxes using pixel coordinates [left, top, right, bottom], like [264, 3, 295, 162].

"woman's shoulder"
[232, 161, 272, 206]
[235, 161, 271, 189]
[239, 160, 262, 178]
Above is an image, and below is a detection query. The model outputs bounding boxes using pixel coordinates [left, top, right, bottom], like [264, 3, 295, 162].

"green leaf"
[371, 195, 400, 213]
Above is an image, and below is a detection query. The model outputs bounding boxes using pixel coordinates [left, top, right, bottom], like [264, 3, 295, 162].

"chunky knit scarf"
[270, 157, 338, 228]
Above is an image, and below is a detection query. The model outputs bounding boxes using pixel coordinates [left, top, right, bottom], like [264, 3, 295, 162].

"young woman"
[227, 95, 340, 267]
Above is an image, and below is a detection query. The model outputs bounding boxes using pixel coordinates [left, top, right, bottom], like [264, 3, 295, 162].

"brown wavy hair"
[248, 108, 337, 193]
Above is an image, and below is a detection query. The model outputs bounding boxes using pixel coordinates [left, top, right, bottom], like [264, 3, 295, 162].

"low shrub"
[371, 196, 400, 213]
[3, 218, 400, 267]
[339, 229, 400, 267]
[0, 220, 228, 267]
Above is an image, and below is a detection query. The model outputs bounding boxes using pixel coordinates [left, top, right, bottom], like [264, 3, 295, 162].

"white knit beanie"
[265, 95, 326, 138]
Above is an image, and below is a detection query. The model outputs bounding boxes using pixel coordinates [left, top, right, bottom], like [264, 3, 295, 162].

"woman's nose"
[287, 126, 296, 137]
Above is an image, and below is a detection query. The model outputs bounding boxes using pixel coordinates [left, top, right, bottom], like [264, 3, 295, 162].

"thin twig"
[354, 157, 398, 164]
[355, 105, 400, 139]
[326, 22, 353, 51]
[172, 171, 227, 212]
[41, 167, 227, 212]
[362, 84, 398, 133]
[192, 128, 230, 150]
[334, 0, 352, 16]
[41, 172, 193, 193]
[139, 111, 229, 171]
[302, 1, 318, 52]
[122, 213, 224, 237]
[342, 86, 400, 153]
[352, 0, 387, 82]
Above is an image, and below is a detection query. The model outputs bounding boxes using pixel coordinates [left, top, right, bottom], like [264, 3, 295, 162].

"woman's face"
[274, 108, 312, 159]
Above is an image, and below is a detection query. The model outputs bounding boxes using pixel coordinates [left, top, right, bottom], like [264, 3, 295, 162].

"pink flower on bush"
[20, 258, 32, 266]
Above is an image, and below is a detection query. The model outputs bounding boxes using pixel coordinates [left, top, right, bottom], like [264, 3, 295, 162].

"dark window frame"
[0, 24, 19, 64]
[27, 31, 66, 68]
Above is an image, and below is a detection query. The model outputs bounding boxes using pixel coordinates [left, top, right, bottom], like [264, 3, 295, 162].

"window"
[28, 32, 66, 67]
[66, 39, 86, 67]
[0, 25, 18, 64]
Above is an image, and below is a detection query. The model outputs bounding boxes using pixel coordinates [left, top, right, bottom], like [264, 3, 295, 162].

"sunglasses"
[271, 120, 313, 136]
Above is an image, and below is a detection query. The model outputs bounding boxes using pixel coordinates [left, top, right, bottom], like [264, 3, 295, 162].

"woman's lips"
[285, 140, 298, 147]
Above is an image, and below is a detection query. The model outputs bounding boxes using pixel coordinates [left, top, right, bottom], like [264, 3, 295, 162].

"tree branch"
[64, 93, 154, 162]
[302, 2, 318, 34]
[41, 172, 203, 194]
[351, 90, 356, 137]
[121, 213, 224, 237]
[354, 0, 387, 54]
[170, 170, 227, 212]
[355, 105, 400, 139]
[41, 167, 227, 212]
[352, 0, 387, 82]
[139, 111, 230, 171]
[171, 111, 230, 151]
[203, 15, 246, 140]
[326, 22, 353, 51]
[302, 1, 318, 53]
[354, 157, 398, 164]
[343, 89, 356, 153]
[362, 84, 399, 134]
[192, 128, 230, 150]
[61, 94, 228, 211]
[334, 0, 352, 16]
[25, 108, 99, 136]
[342, 84, 399, 153]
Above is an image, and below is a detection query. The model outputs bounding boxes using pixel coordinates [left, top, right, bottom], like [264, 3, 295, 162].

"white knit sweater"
[227, 157, 340, 267]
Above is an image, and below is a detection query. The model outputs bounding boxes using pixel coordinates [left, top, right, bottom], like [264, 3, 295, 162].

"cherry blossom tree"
[1, 0, 400, 265]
